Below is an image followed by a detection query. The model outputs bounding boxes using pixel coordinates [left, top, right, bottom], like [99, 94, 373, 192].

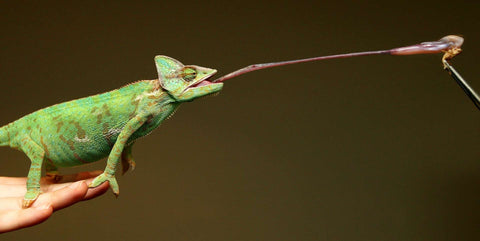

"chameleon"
[0, 35, 466, 208]
[0, 56, 223, 208]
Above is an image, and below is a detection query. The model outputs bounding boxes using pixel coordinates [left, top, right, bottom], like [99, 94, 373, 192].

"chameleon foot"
[89, 173, 119, 197]
[22, 188, 40, 208]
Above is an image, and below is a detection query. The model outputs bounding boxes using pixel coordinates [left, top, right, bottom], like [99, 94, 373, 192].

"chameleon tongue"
[212, 35, 464, 83]
[193, 80, 213, 87]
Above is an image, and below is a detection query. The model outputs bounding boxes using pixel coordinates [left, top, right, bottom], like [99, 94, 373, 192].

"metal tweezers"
[443, 60, 480, 111]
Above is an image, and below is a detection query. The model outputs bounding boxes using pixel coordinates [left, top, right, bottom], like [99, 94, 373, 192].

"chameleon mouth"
[185, 69, 223, 93]
[188, 71, 218, 89]
[191, 79, 215, 88]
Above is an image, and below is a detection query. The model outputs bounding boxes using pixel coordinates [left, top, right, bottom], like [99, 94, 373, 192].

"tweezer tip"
[443, 60, 480, 111]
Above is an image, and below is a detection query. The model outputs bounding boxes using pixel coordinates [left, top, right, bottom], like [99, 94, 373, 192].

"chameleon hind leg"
[121, 143, 136, 175]
[89, 116, 147, 195]
[21, 136, 45, 208]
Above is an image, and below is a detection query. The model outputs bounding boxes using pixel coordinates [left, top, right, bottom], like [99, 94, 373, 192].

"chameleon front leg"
[89, 116, 147, 195]
[21, 136, 46, 208]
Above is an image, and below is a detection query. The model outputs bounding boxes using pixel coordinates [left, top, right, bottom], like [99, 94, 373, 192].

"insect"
[0, 35, 469, 208]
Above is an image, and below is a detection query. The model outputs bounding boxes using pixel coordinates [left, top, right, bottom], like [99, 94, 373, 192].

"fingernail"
[69, 181, 84, 190]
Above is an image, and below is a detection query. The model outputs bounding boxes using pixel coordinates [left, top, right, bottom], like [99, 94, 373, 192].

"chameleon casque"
[0, 35, 467, 209]
[0, 56, 223, 208]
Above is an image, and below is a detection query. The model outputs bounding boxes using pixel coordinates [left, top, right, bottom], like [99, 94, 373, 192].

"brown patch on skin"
[90, 104, 112, 124]
[96, 113, 104, 124]
[129, 96, 141, 119]
[138, 115, 153, 132]
[102, 104, 112, 116]
[52, 116, 60, 121]
[59, 135, 75, 151]
[40, 136, 50, 157]
[27, 126, 32, 131]
[91, 107, 103, 124]
[102, 123, 109, 136]
[102, 123, 114, 147]
[71, 121, 86, 139]
[29, 167, 42, 172]
[21, 137, 28, 145]
[151, 79, 160, 90]
[147, 101, 156, 107]
[56, 122, 64, 133]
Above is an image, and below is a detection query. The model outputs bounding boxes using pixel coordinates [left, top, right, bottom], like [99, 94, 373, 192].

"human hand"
[0, 171, 109, 233]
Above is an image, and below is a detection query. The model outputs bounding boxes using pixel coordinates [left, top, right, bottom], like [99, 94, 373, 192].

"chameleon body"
[0, 56, 223, 208]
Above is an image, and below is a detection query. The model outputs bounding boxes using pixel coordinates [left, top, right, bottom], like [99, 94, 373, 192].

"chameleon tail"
[0, 125, 11, 146]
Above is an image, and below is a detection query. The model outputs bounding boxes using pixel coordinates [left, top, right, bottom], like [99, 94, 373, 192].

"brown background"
[1, 1, 479, 240]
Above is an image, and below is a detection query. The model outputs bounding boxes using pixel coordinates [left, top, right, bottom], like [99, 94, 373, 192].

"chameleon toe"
[22, 199, 35, 209]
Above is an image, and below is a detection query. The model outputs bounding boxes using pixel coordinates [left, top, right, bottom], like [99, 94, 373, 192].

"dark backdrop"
[1, 1, 479, 240]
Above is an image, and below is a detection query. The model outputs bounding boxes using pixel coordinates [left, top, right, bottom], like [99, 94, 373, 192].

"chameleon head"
[155, 55, 224, 102]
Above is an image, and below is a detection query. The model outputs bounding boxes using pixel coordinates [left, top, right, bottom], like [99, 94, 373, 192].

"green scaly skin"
[0, 56, 223, 208]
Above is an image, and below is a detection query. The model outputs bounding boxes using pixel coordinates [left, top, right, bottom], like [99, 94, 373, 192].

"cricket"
[0, 35, 474, 208]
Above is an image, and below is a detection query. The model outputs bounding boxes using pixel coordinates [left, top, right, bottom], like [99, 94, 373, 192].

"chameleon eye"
[181, 67, 197, 82]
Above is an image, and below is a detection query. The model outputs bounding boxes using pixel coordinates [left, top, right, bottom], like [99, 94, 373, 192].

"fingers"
[0, 171, 103, 185]
[0, 179, 85, 198]
[0, 204, 52, 233]
[0, 171, 104, 198]
[0, 179, 109, 212]
[34, 179, 109, 211]
[34, 181, 88, 211]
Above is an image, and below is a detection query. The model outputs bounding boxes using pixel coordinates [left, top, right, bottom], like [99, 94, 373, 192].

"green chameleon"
[0, 56, 223, 208]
